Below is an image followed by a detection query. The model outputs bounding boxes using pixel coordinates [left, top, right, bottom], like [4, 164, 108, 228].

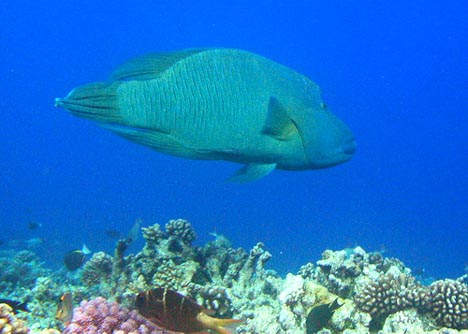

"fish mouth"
[342, 138, 357, 156]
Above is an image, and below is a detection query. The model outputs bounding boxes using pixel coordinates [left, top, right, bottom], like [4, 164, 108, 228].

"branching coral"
[238, 242, 271, 287]
[63, 297, 173, 334]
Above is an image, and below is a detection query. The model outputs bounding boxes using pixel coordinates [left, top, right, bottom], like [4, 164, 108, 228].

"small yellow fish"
[136, 288, 241, 334]
[56, 292, 73, 324]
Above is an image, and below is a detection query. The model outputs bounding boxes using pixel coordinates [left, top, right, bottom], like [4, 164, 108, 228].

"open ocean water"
[1, 0, 466, 279]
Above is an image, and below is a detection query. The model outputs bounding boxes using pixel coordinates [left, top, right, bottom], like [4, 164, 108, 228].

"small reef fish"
[125, 218, 141, 245]
[55, 292, 73, 324]
[105, 218, 140, 242]
[136, 288, 241, 334]
[104, 229, 122, 239]
[306, 298, 342, 333]
[27, 221, 42, 230]
[114, 218, 142, 256]
[63, 244, 91, 271]
[55, 48, 356, 183]
[0, 299, 29, 313]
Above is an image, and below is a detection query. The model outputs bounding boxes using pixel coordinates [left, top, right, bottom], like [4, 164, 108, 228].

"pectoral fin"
[262, 96, 297, 141]
[227, 163, 277, 183]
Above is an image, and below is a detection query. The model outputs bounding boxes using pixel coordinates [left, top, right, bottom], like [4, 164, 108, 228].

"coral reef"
[0, 303, 29, 334]
[0, 250, 50, 293]
[426, 279, 468, 330]
[81, 252, 113, 287]
[306, 247, 409, 298]
[0, 250, 74, 332]
[381, 309, 426, 334]
[2, 219, 468, 334]
[354, 273, 427, 320]
[63, 297, 173, 334]
[353, 273, 468, 330]
[188, 285, 232, 316]
[165, 219, 197, 246]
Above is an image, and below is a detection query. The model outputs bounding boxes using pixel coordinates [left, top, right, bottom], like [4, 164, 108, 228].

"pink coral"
[63, 297, 175, 334]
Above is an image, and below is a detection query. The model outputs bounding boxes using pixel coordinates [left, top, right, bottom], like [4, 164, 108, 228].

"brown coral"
[427, 279, 468, 329]
[0, 303, 29, 334]
[187, 284, 232, 316]
[165, 219, 197, 245]
[142, 223, 165, 247]
[81, 251, 113, 286]
[354, 273, 427, 320]
[152, 260, 199, 290]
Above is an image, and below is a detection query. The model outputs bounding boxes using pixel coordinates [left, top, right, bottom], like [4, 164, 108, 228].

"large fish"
[55, 48, 356, 182]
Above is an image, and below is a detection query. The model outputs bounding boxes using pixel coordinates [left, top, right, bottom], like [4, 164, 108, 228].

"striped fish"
[136, 288, 241, 334]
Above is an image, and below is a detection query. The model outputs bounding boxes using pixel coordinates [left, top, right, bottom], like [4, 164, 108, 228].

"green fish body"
[56, 48, 355, 182]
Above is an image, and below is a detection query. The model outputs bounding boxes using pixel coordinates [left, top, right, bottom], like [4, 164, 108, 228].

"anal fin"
[227, 163, 276, 183]
[101, 124, 197, 158]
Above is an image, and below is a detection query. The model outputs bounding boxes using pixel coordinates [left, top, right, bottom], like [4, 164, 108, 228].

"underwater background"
[1, 0, 466, 281]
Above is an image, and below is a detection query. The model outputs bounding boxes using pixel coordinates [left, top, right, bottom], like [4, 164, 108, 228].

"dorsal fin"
[109, 49, 207, 81]
[261, 96, 297, 141]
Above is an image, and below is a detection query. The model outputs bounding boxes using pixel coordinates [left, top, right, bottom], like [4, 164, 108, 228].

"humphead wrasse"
[55, 48, 356, 182]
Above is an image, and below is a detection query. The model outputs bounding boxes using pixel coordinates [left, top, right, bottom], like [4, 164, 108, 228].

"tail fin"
[81, 244, 91, 255]
[211, 318, 243, 334]
[55, 82, 122, 124]
[198, 313, 242, 334]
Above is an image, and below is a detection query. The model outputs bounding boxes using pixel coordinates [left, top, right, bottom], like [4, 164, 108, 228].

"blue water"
[1, 1, 466, 279]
